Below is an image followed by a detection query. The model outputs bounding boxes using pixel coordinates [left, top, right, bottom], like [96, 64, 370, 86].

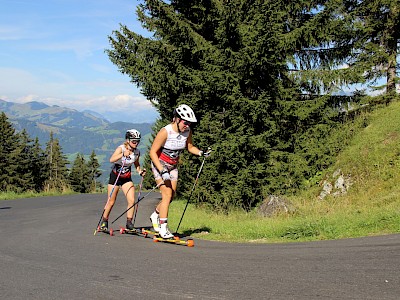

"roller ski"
[97, 219, 114, 236]
[141, 228, 160, 236]
[119, 220, 142, 235]
[119, 227, 142, 235]
[152, 234, 194, 247]
[142, 224, 194, 247]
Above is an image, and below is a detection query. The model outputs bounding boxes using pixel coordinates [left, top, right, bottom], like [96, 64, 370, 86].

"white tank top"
[159, 124, 190, 164]
[116, 144, 140, 166]
[113, 144, 140, 176]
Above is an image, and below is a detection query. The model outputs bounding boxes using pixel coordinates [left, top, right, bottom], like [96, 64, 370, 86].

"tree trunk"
[386, 1, 399, 94]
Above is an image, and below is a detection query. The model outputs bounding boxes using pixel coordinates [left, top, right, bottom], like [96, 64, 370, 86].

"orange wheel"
[153, 236, 159, 242]
[173, 236, 180, 241]
[109, 228, 114, 236]
[119, 228, 124, 234]
[187, 239, 194, 247]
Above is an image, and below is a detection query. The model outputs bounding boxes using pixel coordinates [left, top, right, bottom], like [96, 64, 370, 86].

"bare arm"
[134, 154, 143, 174]
[109, 145, 137, 165]
[109, 147, 124, 163]
[149, 128, 168, 172]
[186, 131, 201, 156]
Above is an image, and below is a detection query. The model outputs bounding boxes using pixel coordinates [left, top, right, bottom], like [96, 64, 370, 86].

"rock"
[318, 169, 353, 200]
[257, 195, 295, 217]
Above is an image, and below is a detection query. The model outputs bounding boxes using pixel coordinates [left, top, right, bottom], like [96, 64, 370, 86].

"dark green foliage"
[87, 150, 103, 192]
[44, 133, 70, 192]
[285, 0, 399, 94]
[13, 129, 35, 192]
[0, 112, 19, 191]
[69, 153, 90, 193]
[31, 137, 48, 192]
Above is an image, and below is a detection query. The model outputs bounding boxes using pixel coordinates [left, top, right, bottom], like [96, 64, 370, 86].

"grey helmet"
[125, 129, 141, 141]
[173, 104, 197, 122]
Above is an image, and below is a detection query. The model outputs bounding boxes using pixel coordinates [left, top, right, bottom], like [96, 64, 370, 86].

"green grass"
[0, 190, 77, 201]
[167, 198, 399, 243]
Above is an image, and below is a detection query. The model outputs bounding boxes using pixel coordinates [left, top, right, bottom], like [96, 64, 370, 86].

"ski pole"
[93, 160, 125, 235]
[132, 175, 144, 227]
[111, 181, 163, 224]
[175, 154, 208, 233]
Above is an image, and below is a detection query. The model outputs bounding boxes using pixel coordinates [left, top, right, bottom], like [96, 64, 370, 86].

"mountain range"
[1, 99, 154, 183]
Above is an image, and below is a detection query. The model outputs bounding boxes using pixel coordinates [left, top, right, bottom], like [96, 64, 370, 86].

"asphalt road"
[0, 193, 399, 300]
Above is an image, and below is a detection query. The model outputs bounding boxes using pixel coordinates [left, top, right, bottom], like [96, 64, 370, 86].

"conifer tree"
[87, 150, 102, 192]
[284, 0, 399, 95]
[0, 112, 19, 191]
[31, 137, 47, 192]
[12, 129, 35, 191]
[44, 132, 70, 192]
[344, 0, 399, 94]
[69, 153, 89, 193]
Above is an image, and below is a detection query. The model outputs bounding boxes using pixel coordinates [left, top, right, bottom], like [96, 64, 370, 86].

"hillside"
[1, 99, 154, 183]
[284, 100, 400, 240]
[331, 100, 400, 201]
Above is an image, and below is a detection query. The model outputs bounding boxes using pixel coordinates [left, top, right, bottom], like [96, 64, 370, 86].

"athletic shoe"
[159, 223, 174, 239]
[100, 219, 108, 231]
[150, 211, 160, 232]
[126, 220, 134, 230]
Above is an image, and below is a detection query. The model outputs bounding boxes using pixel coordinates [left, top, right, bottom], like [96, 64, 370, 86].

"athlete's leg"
[122, 181, 136, 220]
[103, 184, 120, 220]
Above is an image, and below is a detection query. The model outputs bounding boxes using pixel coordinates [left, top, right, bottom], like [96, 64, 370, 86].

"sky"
[0, 0, 159, 123]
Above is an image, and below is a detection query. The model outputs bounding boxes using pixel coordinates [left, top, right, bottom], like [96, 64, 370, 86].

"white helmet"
[174, 104, 197, 122]
[125, 129, 141, 141]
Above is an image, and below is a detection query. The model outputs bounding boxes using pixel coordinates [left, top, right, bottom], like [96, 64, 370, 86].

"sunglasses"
[129, 139, 140, 144]
[181, 120, 191, 126]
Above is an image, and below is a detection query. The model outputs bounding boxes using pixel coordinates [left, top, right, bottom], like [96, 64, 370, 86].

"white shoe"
[159, 223, 174, 239]
[149, 211, 160, 232]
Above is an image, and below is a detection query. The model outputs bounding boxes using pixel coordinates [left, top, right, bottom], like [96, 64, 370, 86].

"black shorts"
[108, 171, 132, 186]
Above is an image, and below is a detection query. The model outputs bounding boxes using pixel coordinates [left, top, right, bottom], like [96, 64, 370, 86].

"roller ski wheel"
[120, 226, 141, 235]
[97, 226, 114, 236]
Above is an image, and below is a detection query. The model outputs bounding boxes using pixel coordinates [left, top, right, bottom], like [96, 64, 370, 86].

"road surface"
[1, 194, 399, 299]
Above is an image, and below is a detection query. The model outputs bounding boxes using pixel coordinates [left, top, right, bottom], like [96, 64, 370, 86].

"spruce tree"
[87, 150, 102, 192]
[31, 137, 47, 192]
[44, 132, 70, 192]
[12, 129, 35, 192]
[69, 153, 89, 193]
[0, 112, 19, 191]
[284, 0, 399, 95]
[339, 0, 399, 94]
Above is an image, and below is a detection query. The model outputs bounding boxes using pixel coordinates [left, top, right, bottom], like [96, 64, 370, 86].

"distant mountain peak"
[1, 99, 109, 128]
[26, 101, 49, 110]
